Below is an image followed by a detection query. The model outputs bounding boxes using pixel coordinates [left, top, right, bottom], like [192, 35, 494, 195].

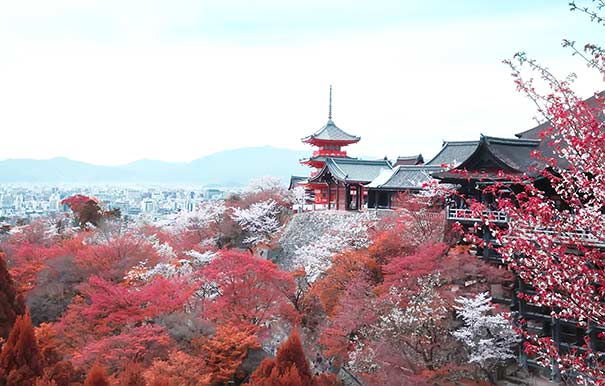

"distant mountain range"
[0, 147, 310, 187]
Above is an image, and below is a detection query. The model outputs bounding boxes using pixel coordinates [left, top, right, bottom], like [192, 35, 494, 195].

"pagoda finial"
[328, 85, 333, 120]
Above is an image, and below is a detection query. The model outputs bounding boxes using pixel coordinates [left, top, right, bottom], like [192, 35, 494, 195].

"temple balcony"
[446, 206, 508, 224]
[508, 227, 605, 248]
[312, 149, 347, 158]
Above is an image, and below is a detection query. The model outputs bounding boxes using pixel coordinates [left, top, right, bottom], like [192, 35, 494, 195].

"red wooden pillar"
[336, 181, 340, 210]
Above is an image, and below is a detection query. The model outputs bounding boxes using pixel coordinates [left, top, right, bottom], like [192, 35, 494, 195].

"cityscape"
[0, 185, 225, 223]
[1, 1, 604, 386]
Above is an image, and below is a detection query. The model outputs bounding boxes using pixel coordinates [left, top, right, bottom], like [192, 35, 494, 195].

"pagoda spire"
[328, 85, 333, 120]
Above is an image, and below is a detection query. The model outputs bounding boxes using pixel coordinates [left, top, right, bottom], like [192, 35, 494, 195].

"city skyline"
[1, 0, 603, 165]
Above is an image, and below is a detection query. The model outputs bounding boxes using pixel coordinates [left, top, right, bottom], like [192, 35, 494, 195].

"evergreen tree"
[0, 251, 25, 340]
[0, 313, 43, 386]
[274, 329, 312, 383]
[247, 328, 340, 386]
[83, 364, 110, 386]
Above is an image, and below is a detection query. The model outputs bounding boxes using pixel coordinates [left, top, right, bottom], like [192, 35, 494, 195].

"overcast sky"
[0, 0, 603, 165]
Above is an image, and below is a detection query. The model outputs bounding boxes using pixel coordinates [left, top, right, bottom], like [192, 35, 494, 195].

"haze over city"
[1, 0, 603, 166]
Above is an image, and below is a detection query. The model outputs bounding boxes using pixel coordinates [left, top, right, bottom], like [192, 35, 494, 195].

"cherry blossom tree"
[452, 292, 519, 384]
[172, 200, 227, 248]
[282, 212, 376, 282]
[232, 199, 281, 247]
[444, 2, 605, 385]
[454, 2, 605, 382]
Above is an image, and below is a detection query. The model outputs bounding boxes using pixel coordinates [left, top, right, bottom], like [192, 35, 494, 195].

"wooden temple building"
[293, 86, 392, 210]
[291, 87, 479, 211]
[291, 88, 605, 379]
[433, 129, 605, 378]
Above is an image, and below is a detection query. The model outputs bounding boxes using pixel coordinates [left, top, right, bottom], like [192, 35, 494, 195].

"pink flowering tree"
[459, 2, 605, 383]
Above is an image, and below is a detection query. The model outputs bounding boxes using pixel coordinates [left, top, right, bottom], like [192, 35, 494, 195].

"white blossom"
[175, 200, 226, 232]
[452, 292, 520, 369]
[232, 199, 281, 246]
[245, 176, 286, 194]
[282, 211, 376, 281]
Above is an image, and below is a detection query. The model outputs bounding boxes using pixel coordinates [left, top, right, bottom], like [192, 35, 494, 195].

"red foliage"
[73, 325, 173, 373]
[118, 363, 147, 386]
[35, 323, 73, 386]
[0, 251, 25, 340]
[8, 243, 56, 294]
[78, 275, 193, 335]
[194, 324, 260, 385]
[320, 277, 378, 360]
[61, 195, 103, 228]
[248, 329, 340, 386]
[0, 313, 43, 386]
[144, 350, 208, 386]
[82, 364, 110, 386]
[311, 250, 376, 317]
[201, 251, 296, 326]
[381, 243, 447, 291]
[74, 235, 160, 281]
[61, 195, 99, 212]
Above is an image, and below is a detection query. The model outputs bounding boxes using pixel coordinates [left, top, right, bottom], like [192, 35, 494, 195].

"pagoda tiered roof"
[301, 119, 360, 145]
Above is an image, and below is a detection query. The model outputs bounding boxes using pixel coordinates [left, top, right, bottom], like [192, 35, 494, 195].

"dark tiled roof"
[367, 165, 443, 190]
[425, 140, 478, 166]
[309, 158, 392, 183]
[515, 91, 605, 139]
[483, 136, 541, 172]
[514, 92, 605, 170]
[288, 175, 307, 190]
[393, 154, 424, 166]
[432, 135, 542, 181]
[302, 120, 360, 143]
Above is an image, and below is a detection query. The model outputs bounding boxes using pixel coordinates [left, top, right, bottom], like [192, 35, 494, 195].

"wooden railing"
[312, 149, 347, 158]
[511, 227, 605, 248]
[446, 206, 604, 248]
[446, 206, 508, 223]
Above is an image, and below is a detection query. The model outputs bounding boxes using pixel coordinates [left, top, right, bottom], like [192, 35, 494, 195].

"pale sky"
[0, 0, 603, 165]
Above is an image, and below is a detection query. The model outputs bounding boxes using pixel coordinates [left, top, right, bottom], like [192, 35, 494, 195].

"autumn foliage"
[0, 313, 43, 386]
[0, 251, 25, 340]
[82, 364, 110, 386]
[0, 179, 513, 385]
[248, 329, 340, 386]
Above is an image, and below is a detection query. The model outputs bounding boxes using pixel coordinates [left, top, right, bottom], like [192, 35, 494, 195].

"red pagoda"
[299, 86, 361, 206]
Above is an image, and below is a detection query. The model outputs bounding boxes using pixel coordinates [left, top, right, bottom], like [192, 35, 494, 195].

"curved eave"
[308, 160, 348, 183]
[300, 160, 325, 168]
[367, 186, 424, 191]
[301, 137, 361, 146]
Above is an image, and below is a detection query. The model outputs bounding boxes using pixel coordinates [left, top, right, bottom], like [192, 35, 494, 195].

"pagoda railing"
[446, 206, 508, 223]
[312, 150, 347, 158]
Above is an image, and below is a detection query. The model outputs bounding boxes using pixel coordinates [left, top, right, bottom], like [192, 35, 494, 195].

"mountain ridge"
[0, 146, 310, 186]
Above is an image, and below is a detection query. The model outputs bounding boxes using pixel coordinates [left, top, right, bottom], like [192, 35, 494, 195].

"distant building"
[141, 199, 154, 213]
[392, 154, 424, 167]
